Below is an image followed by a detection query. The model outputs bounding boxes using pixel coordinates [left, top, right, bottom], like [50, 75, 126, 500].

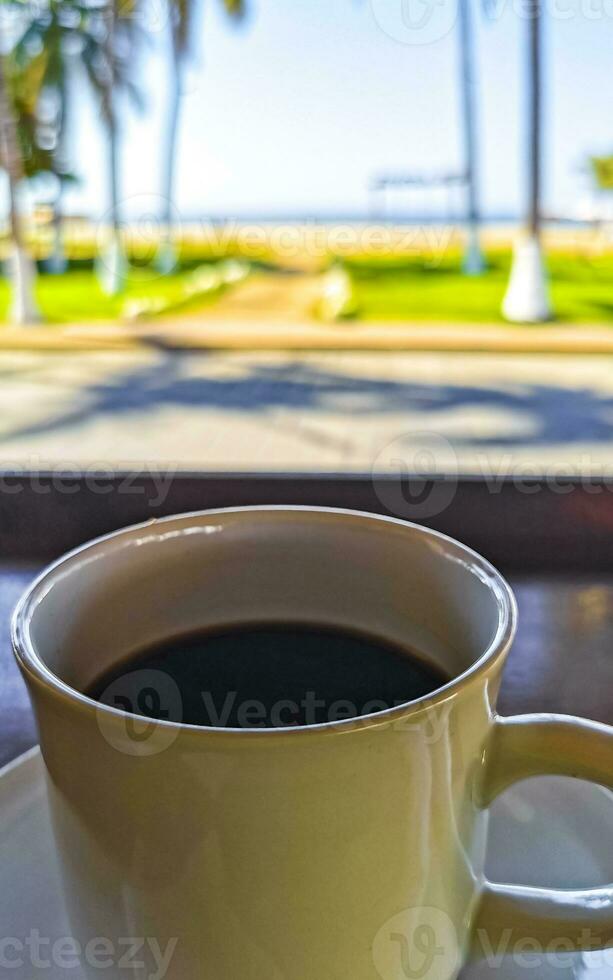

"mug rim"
[12, 505, 518, 736]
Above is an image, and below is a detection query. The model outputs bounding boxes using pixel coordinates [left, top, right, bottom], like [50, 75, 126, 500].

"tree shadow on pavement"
[4, 351, 613, 448]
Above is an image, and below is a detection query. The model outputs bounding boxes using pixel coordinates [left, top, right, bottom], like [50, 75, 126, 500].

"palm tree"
[13, 0, 143, 293]
[0, 29, 40, 324]
[502, 0, 551, 322]
[80, 0, 143, 294]
[457, 0, 484, 275]
[156, 0, 245, 273]
[13, 0, 76, 273]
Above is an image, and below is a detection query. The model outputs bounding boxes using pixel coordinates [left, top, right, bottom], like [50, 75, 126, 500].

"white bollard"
[502, 234, 551, 323]
[97, 236, 127, 296]
[8, 245, 41, 325]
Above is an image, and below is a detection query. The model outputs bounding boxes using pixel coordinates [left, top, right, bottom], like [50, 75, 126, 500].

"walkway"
[0, 348, 612, 473]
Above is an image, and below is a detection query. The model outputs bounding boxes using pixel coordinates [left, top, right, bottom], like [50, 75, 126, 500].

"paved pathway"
[0, 349, 612, 475]
[191, 271, 322, 322]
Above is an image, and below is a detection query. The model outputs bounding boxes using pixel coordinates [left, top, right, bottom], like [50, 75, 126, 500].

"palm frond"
[222, 0, 246, 19]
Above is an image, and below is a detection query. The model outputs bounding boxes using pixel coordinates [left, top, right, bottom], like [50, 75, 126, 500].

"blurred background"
[0, 0, 612, 477]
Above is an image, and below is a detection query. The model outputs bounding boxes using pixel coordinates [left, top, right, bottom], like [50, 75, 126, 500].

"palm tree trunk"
[528, 0, 542, 238]
[47, 76, 70, 275]
[0, 53, 40, 324]
[109, 114, 120, 236]
[46, 185, 67, 274]
[156, 53, 182, 274]
[97, 0, 125, 295]
[98, 110, 125, 295]
[502, 0, 550, 322]
[458, 0, 484, 275]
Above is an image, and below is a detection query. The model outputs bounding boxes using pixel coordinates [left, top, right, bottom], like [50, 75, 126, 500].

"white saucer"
[1, 748, 612, 979]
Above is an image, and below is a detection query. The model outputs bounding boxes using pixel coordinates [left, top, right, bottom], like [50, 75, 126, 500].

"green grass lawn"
[344, 250, 613, 323]
[0, 265, 222, 325]
[4, 249, 613, 326]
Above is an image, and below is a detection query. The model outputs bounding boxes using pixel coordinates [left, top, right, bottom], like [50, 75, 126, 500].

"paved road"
[0, 348, 612, 474]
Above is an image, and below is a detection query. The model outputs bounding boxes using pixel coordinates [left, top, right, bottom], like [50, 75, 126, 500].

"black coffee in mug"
[88, 623, 448, 729]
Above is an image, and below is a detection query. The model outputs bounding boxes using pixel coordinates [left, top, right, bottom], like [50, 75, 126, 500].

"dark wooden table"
[2, 475, 613, 768]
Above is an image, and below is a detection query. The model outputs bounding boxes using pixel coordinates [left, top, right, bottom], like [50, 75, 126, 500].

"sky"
[52, 0, 613, 221]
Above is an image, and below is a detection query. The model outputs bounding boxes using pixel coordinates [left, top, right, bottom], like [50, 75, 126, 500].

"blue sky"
[59, 0, 613, 220]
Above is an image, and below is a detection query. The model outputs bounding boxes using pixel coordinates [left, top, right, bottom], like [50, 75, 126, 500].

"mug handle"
[472, 714, 613, 954]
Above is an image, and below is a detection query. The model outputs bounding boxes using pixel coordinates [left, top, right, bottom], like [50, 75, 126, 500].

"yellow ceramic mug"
[12, 506, 613, 980]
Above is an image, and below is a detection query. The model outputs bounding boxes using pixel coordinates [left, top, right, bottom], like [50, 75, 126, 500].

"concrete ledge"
[135, 319, 613, 355]
[0, 323, 134, 351]
[3, 318, 613, 354]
